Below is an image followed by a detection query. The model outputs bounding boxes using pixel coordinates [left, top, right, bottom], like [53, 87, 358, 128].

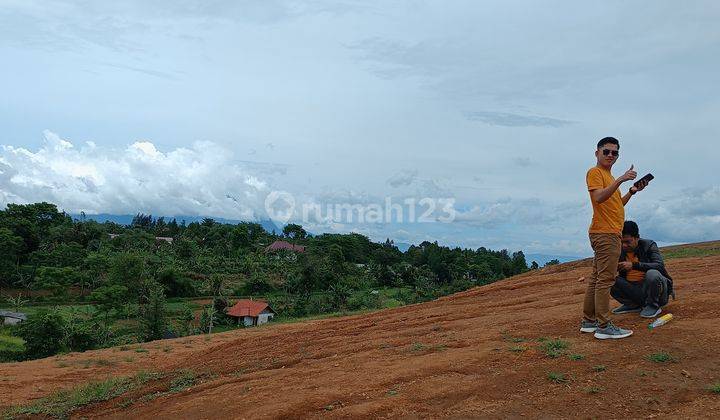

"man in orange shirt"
[611, 221, 674, 318]
[580, 137, 648, 340]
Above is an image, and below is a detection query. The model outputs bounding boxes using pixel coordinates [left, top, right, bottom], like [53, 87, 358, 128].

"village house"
[0, 311, 27, 326]
[107, 233, 174, 243]
[264, 240, 305, 253]
[226, 300, 275, 327]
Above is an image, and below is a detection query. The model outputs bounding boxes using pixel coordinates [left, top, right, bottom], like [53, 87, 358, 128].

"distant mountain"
[394, 242, 412, 252]
[73, 213, 282, 235]
[525, 253, 585, 266]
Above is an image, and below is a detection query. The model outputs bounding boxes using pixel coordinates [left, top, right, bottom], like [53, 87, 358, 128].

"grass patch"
[0, 334, 25, 362]
[500, 331, 525, 343]
[540, 339, 569, 358]
[592, 365, 606, 372]
[410, 342, 426, 352]
[568, 354, 585, 361]
[709, 383, 720, 394]
[134, 347, 149, 353]
[0, 334, 24, 352]
[646, 352, 676, 363]
[169, 370, 198, 393]
[547, 372, 568, 384]
[663, 246, 720, 260]
[3, 371, 157, 418]
[130, 370, 201, 406]
[78, 358, 117, 368]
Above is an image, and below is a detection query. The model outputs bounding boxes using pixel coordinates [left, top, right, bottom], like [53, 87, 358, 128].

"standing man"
[580, 137, 646, 340]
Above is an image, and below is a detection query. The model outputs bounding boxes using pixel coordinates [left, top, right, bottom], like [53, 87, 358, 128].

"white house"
[226, 300, 275, 327]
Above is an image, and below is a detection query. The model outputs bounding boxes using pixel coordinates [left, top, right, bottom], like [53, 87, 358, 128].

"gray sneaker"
[640, 306, 662, 318]
[594, 322, 633, 340]
[579, 320, 598, 333]
[612, 304, 642, 314]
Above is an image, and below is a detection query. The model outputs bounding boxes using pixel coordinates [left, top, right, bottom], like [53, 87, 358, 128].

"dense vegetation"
[0, 202, 530, 361]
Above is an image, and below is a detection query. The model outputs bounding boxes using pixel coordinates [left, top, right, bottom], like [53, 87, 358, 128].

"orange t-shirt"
[587, 166, 624, 234]
[624, 251, 645, 282]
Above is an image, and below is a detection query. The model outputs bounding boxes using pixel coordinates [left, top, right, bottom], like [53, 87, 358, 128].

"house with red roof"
[226, 299, 276, 327]
[264, 240, 306, 253]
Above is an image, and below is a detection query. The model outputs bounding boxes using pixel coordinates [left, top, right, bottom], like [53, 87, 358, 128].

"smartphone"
[634, 173, 654, 188]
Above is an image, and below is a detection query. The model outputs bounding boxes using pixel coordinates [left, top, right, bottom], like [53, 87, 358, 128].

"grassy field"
[0, 331, 25, 362]
[663, 245, 720, 260]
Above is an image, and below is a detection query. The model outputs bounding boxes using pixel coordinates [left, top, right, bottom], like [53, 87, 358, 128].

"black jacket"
[620, 238, 673, 281]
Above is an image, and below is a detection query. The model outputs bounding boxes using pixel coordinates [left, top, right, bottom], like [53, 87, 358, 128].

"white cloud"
[0, 130, 276, 220]
[387, 169, 417, 188]
[631, 187, 720, 243]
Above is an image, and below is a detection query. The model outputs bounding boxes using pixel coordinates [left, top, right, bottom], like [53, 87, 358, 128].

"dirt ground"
[2, 242, 720, 419]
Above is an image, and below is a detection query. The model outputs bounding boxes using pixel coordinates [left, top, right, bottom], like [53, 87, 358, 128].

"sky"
[1, 0, 719, 257]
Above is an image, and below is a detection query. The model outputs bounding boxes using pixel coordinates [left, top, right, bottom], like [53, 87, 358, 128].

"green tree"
[107, 253, 146, 296]
[64, 308, 110, 351]
[156, 266, 196, 297]
[179, 304, 196, 335]
[0, 228, 22, 285]
[545, 259, 561, 267]
[89, 284, 130, 324]
[32, 266, 78, 299]
[82, 252, 111, 291]
[138, 280, 168, 341]
[16, 310, 66, 359]
[199, 305, 217, 334]
[282, 223, 307, 240]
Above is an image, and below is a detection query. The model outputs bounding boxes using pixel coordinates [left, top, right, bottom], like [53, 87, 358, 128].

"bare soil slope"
[3, 242, 720, 419]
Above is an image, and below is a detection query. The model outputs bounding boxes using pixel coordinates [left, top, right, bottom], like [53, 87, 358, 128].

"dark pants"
[610, 269, 670, 309]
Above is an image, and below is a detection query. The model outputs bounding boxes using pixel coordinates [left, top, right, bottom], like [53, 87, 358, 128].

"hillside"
[2, 241, 720, 418]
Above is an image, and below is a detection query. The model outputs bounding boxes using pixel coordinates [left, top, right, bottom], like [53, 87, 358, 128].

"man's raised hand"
[619, 164, 637, 183]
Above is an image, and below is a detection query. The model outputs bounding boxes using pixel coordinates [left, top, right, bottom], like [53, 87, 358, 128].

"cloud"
[387, 169, 418, 188]
[466, 111, 574, 128]
[512, 157, 533, 167]
[631, 187, 720, 243]
[0, 0, 369, 54]
[97, 62, 178, 80]
[0, 130, 283, 220]
[453, 197, 562, 228]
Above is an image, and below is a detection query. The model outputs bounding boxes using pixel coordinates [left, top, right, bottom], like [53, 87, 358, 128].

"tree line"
[0, 202, 531, 360]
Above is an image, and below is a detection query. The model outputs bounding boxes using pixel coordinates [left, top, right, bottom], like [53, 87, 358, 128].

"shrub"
[540, 339, 569, 358]
[64, 318, 111, 352]
[346, 290, 381, 311]
[547, 372, 568, 383]
[16, 310, 66, 359]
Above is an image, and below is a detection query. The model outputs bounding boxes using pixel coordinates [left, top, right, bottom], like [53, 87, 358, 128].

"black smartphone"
[634, 173, 654, 188]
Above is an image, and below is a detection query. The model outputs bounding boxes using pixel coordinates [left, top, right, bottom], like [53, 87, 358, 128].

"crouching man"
[611, 221, 675, 318]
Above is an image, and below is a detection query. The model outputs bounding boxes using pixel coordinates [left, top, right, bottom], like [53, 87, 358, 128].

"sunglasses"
[601, 149, 619, 157]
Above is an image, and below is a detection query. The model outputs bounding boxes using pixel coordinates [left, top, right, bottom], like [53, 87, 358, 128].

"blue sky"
[1, 1, 719, 257]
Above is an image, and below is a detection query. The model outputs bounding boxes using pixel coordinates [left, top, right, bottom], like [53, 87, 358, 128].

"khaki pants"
[583, 233, 621, 327]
